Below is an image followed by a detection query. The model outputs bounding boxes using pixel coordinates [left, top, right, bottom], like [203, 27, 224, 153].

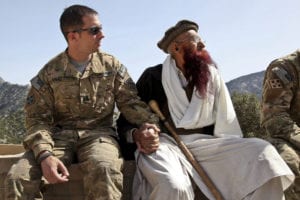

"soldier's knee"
[269, 138, 300, 175]
[5, 171, 42, 200]
[96, 161, 122, 177]
[285, 176, 300, 200]
[5, 164, 27, 184]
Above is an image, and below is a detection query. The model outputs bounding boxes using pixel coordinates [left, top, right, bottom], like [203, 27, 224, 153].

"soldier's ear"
[67, 32, 78, 42]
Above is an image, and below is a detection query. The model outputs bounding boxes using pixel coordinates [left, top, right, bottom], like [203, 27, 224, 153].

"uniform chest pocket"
[51, 78, 79, 98]
[89, 72, 115, 111]
[51, 79, 80, 113]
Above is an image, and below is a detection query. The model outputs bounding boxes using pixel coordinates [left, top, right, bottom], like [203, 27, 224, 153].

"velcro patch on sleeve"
[31, 76, 45, 90]
[117, 64, 127, 78]
[271, 66, 293, 85]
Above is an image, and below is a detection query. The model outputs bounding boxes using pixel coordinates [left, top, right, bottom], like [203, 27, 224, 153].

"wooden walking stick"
[149, 100, 224, 200]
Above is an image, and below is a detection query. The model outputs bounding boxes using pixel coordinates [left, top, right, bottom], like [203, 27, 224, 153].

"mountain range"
[226, 70, 265, 99]
[0, 70, 266, 143]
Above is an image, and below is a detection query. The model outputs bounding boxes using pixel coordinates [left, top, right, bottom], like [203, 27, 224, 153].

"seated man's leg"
[270, 138, 300, 200]
[185, 136, 293, 200]
[5, 151, 43, 200]
[134, 138, 195, 200]
[285, 177, 300, 200]
[5, 134, 76, 200]
[77, 135, 124, 200]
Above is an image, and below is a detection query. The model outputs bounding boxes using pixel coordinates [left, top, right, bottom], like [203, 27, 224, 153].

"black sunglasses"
[68, 26, 102, 35]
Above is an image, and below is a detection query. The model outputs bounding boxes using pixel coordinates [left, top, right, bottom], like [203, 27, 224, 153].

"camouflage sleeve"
[23, 73, 54, 158]
[113, 61, 159, 128]
[261, 61, 299, 141]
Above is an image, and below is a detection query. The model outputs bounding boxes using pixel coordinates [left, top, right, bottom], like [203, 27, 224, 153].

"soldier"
[261, 50, 300, 200]
[4, 4, 159, 200]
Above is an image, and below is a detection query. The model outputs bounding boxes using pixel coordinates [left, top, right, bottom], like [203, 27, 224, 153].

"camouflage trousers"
[268, 138, 300, 200]
[5, 130, 124, 200]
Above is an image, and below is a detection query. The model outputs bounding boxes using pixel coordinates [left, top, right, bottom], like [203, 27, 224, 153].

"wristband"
[37, 151, 54, 164]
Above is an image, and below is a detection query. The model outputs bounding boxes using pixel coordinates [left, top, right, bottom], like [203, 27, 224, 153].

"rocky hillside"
[0, 78, 29, 143]
[226, 70, 265, 99]
[0, 82, 29, 115]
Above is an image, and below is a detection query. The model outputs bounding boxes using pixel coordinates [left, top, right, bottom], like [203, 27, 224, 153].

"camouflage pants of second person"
[269, 138, 300, 200]
[5, 130, 124, 200]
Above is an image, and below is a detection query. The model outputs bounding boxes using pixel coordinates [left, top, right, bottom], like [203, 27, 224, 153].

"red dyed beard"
[183, 47, 215, 97]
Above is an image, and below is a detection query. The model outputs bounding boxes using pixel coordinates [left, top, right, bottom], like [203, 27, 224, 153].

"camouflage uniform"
[261, 49, 300, 200]
[5, 50, 158, 200]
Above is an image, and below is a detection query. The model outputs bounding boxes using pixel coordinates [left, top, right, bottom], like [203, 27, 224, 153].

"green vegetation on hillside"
[0, 110, 25, 144]
[231, 92, 267, 139]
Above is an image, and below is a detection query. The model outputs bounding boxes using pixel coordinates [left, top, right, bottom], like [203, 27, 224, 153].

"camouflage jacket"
[261, 49, 300, 148]
[24, 50, 158, 158]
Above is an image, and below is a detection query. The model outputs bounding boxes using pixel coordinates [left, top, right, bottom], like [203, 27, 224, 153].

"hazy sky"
[1, 0, 299, 85]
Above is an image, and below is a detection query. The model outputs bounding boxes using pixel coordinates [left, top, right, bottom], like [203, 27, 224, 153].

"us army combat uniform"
[5, 50, 158, 200]
[261, 49, 300, 200]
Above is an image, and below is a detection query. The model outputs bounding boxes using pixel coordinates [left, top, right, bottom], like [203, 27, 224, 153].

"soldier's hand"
[133, 123, 160, 154]
[41, 155, 70, 184]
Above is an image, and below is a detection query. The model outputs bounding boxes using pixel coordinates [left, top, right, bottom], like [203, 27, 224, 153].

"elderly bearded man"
[117, 20, 295, 200]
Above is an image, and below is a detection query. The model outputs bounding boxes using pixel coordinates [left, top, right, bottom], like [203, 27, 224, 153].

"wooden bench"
[0, 144, 135, 200]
